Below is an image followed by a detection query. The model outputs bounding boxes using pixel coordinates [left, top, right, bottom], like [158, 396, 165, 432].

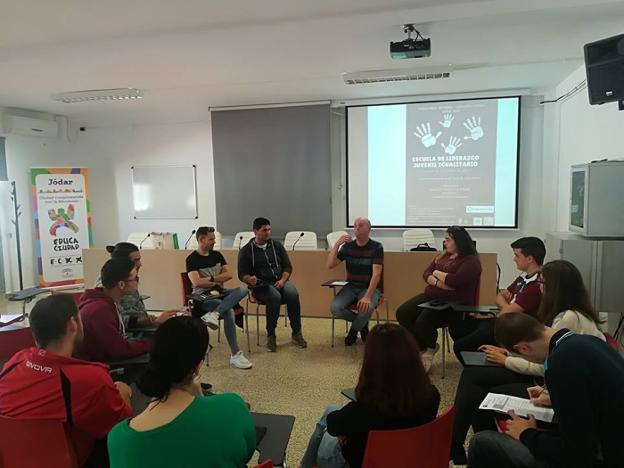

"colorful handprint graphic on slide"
[49, 204, 80, 236]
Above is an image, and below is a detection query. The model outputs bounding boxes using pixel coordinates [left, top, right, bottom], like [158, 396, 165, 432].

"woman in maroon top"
[396, 226, 482, 371]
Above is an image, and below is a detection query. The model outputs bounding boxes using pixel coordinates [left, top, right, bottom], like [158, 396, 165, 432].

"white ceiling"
[0, 0, 622, 125]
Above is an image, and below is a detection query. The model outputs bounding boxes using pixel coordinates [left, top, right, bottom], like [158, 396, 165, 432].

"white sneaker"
[421, 344, 440, 373]
[201, 311, 219, 330]
[230, 351, 253, 369]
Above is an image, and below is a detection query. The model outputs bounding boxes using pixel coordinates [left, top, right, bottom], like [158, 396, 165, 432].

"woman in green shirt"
[108, 316, 256, 468]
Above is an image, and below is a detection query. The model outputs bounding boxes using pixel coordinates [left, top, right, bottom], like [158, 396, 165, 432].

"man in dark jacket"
[468, 313, 624, 468]
[238, 217, 307, 352]
[79, 258, 151, 363]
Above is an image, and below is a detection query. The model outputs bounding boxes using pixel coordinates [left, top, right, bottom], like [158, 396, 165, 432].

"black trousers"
[451, 365, 535, 457]
[396, 293, 464, 350]
[451, 318, 498, 364]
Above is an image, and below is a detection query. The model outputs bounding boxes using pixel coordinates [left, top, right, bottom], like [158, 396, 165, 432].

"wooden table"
[83, 248, 497, 321]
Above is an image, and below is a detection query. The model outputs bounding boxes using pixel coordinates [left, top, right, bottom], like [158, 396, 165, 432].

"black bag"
[410, 243, 437, 252]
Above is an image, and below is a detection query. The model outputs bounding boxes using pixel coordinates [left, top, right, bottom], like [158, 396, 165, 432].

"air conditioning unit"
[343, 67, 452, 85]
[1, 114, 59, 138]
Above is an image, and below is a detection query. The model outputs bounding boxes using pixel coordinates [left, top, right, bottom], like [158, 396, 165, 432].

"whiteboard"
[132, 165, 198, 219]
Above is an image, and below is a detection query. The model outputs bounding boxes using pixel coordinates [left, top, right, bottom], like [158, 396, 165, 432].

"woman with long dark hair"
[396, 225, 482, 371]
[103, 242, 176, 328]
[450, 259, 605, 464]
[301, 323, 440, 468]
[107, 316, 255, 467]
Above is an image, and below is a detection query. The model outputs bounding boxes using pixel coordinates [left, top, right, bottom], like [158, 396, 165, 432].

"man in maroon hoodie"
[79, 257, 151, 363]
[0, 294, 132, 466]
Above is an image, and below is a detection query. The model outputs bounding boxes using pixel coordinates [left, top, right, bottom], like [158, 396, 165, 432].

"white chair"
[284, 231, 318, 250]
[233, 231, 255, 249]
[185, 231, 222, 250]
[326, 230, 349, 249]
[402, 229, 436, 251]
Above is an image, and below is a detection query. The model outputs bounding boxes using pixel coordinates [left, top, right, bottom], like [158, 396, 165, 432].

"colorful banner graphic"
[31, 168, 93, 287]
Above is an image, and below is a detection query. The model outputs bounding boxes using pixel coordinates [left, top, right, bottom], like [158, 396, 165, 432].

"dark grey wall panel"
[212, 105, 332, 237]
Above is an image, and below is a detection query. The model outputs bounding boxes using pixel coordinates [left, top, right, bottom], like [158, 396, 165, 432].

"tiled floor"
[203, 315, 462, 466]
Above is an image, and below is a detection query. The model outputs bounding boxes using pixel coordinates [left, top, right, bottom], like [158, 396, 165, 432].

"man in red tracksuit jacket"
[0, 294, 132, 466]
[79, 257, 151, 362]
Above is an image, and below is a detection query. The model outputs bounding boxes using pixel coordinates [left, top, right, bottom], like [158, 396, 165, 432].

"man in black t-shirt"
[327, 218, 384, 345]
[185, 226, 252, 369]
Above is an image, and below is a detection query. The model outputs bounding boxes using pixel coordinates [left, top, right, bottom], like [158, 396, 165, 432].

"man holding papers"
[468, 313, 624, 468]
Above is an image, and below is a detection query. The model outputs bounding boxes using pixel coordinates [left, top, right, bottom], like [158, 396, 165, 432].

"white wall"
[4, 97, 546, 289]
[542, 65, 624, 233]
[3, 119, 216, 289]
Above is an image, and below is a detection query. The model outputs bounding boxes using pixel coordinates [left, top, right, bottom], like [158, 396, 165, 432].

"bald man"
[327, 218, 384, 345]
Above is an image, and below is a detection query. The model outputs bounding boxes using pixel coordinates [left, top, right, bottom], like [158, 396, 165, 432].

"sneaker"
[230, 351, 253, 369]
[267, 335, 277, 352]
[291, 332, 308, 348]
[201, 311, 219, 330]
[360, 325, 369, 343]
[421, 344, 439, 373]
[421, 351, 434, 373]
[345, 329, 358, 346]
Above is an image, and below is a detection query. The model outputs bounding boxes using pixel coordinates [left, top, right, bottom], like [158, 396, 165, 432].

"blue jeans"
[330, 285, 380, 332]
[301, 404, 348, 468]
[468, 431, 551, 468]
[199, 286, 248, 355]
[251, 281, 302, 336]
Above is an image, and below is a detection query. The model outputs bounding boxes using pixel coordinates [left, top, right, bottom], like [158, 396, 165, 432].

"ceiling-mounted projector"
[390, 24, 430, 59]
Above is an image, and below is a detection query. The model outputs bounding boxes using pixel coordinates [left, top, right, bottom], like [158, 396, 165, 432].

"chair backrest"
[326, 230, 349, 249]
[254, 461, 273, 468]
[186, 231, 222, 251]
[180, 272, 193, 307]
[362, 406, 455, 468]
[0, 326, 35, 361]
[604, 332, 619, 352]
[284, 231, 318, 250]
[0, 415, 79, 468]
[233, 232, 255, 249]
[402, 229, 436, 251]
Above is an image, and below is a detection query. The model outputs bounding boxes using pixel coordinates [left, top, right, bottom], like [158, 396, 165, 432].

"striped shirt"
[337, 239, 384, 288]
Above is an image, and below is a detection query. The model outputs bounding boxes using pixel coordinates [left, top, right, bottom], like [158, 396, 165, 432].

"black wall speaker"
[584, 34, 624, 105]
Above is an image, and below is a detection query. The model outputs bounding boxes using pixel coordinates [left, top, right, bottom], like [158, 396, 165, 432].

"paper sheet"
[479, 392, 555, 423]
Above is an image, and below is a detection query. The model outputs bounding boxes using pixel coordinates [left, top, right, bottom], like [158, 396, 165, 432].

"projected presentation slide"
[347, 96, 520, 228]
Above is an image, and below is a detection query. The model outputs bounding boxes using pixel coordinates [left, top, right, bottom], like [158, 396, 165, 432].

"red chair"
[0, 325, 35, 363]
[254, 460, 273, 468]
[362, 406, 455, 468]
[0, 415, 79, 468]
[604, 332, 619, 352]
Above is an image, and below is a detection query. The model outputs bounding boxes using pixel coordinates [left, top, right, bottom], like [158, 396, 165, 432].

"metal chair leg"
[375, 308, 380, 325]
[256, 304, 260, 346]
[331, 315, 335, 347]
[385, 302, 390, 322]
[441, 328, 447, 379]
[217, 321, 221, 343]
[245, 311, 251, 354]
